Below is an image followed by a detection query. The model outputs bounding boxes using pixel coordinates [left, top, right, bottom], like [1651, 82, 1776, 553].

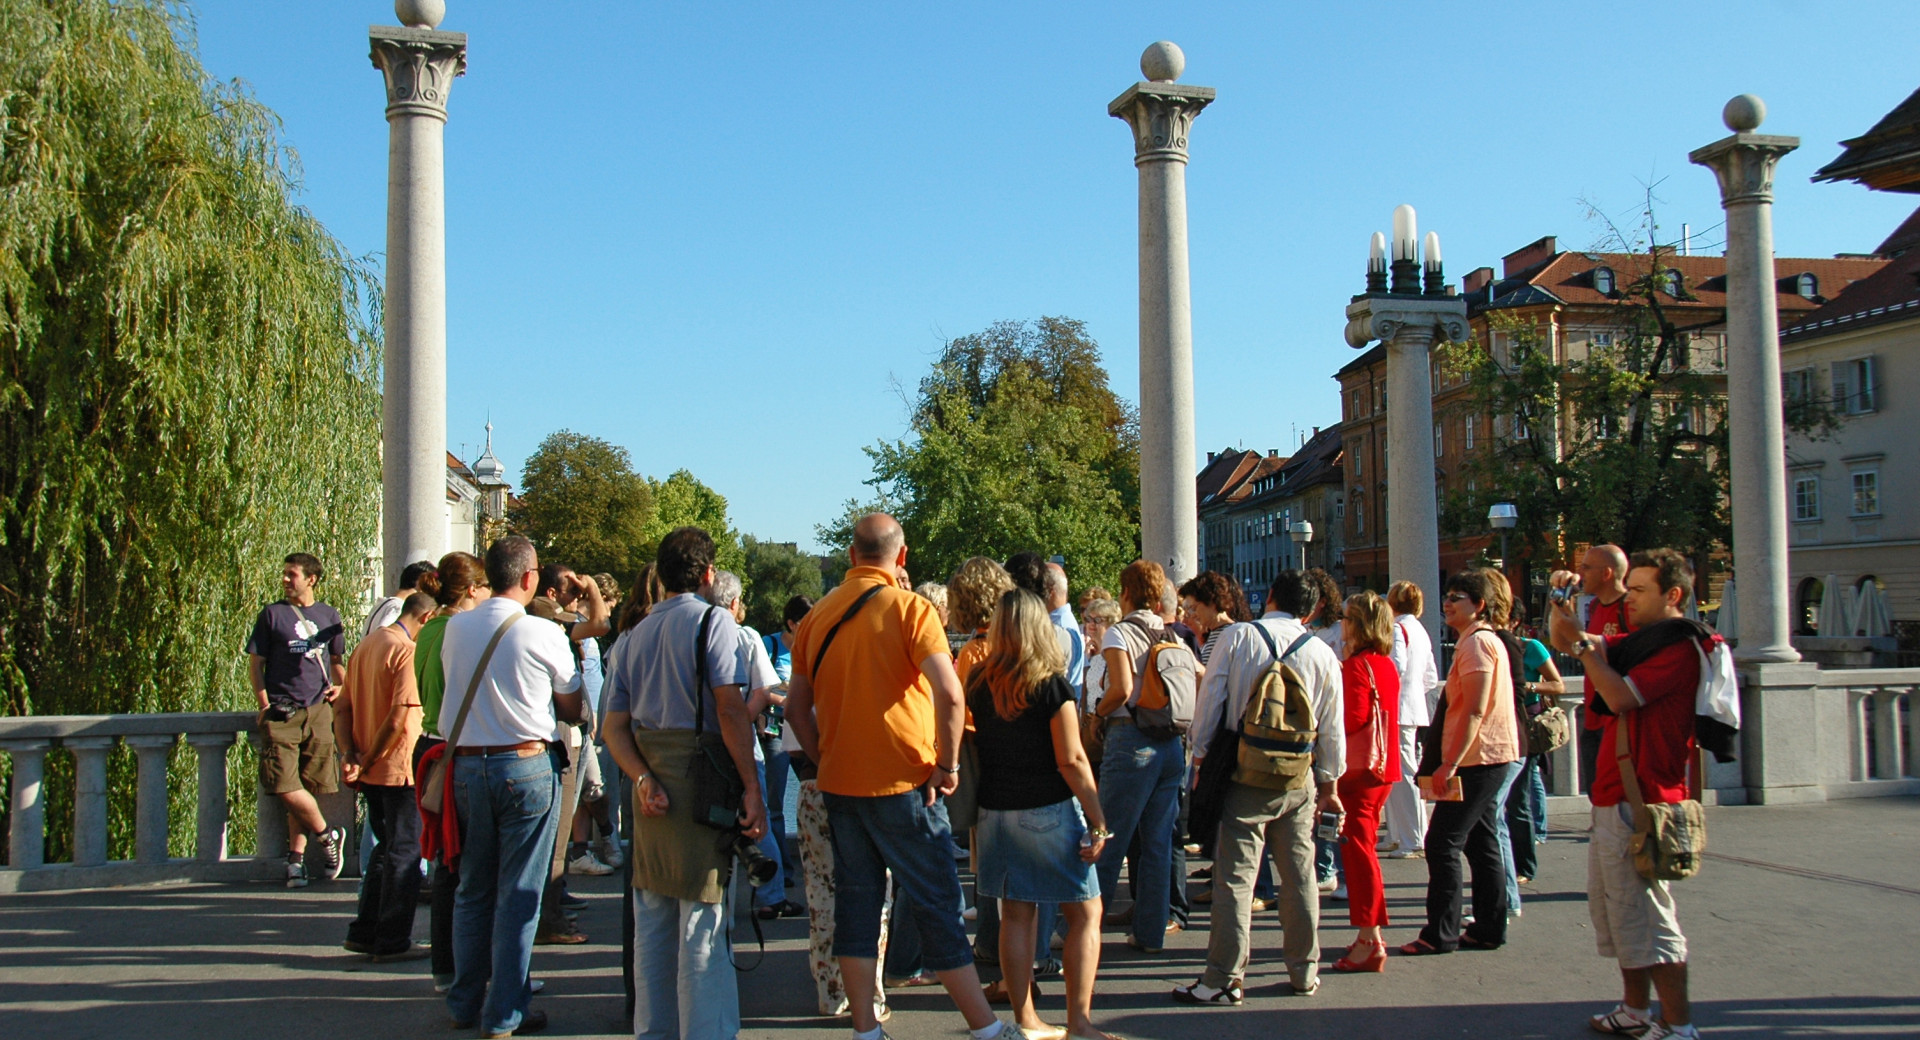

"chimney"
[1502, 235, 1558, 278]
[1463, 266, 1496, 295]
[1269, 449, 1279, 457]
[1207, 451, 1216, 464]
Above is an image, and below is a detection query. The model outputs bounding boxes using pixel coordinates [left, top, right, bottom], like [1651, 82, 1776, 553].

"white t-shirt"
[734, 623, 780, 764]
[362, 595, 405, 639]
[439, 597, 582, 746]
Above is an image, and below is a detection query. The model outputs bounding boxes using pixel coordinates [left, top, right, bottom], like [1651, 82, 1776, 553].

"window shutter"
[1830, 362, 1852, 413]
[1860, 357, 1878, 412]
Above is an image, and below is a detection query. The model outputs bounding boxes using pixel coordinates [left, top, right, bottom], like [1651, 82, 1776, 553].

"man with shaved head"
[1570, 544, 1635, 798]
[788, 514, 1027, 1040]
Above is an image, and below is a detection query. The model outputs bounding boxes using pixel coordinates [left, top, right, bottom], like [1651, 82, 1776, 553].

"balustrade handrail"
[0, 711, 257, 741]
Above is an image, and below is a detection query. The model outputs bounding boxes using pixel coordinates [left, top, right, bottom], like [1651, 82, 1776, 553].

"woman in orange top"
[1331, 591, 1401, 973]
[1401, 568, 1523, 956]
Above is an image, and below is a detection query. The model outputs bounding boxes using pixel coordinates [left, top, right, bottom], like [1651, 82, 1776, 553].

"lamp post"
[1344, 206, 1468, 651]
[1291, 519, 1315, 571]
[1487, 502, 1518, 572]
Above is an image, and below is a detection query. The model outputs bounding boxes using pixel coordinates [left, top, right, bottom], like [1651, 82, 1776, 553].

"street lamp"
[1487, 502, 1518, 570]
[1291, 519, 1315, 571]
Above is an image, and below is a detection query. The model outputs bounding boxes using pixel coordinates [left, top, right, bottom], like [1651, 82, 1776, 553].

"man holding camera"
[247, 552, 349, 890]
[603, 527, 764, 1040]
[1550, 549, 1701, 1040]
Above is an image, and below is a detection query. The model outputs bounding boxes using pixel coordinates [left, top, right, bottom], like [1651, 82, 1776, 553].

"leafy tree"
[0, 0, 381, 858]
[740, 535, 824, 633]
[645, 469, 745, 576]
[821, 318, 1141, 594]
[515, 431, 655, 581]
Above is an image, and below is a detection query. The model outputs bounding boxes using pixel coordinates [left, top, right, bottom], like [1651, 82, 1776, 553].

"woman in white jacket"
[1383, 581, 1439, 857]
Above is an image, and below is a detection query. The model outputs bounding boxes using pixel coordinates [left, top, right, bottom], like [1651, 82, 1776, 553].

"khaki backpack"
[1232, 624, 1320, 792]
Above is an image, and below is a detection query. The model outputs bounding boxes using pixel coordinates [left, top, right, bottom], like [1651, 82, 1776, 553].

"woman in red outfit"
[1332, 590, 1402, 973]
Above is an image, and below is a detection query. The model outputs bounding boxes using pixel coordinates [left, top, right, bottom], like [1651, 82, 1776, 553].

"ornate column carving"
[370, 29, 468, 122]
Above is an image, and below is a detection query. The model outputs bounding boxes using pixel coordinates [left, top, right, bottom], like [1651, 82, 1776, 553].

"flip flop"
[1396, 938, 1450, 956]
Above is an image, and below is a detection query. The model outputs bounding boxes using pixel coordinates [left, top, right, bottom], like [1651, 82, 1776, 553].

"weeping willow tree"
[0, 0, 382, 862]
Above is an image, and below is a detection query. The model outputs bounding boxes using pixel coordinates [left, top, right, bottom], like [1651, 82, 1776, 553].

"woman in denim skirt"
[968, 587, 1122, 1040]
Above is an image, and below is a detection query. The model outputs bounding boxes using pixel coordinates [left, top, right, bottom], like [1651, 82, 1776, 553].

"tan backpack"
[1232, 624, 1320, 791]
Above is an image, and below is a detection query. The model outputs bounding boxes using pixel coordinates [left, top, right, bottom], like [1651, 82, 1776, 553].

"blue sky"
[189, 1, 1919, 554]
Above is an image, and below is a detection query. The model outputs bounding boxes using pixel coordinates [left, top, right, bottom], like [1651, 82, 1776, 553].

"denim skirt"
[975, 798, 1101, 904]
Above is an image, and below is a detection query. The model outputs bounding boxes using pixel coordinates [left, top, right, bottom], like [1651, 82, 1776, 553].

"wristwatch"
[1573, 637, 1598, 658]
[1086, 827, 1113, 842]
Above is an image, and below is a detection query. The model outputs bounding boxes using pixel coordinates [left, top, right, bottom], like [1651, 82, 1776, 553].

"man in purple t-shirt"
[245, 552, 348, 888]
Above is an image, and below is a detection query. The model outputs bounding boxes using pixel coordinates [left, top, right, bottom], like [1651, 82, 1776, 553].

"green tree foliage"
[516, 431, 655, 580]
[740, 535, 824, 633]
[645, 469, 745, 576]
[821, 318, 1141, 594]
[0, 0, 381, 858]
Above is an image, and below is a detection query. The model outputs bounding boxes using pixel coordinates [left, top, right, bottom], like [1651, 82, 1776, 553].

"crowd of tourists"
[248, 527, 1717, 1039]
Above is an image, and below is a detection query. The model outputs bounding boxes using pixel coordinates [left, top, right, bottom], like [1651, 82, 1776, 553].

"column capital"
[1343, 295, 1470, 351]
[1109, 82, 1215, 166]
[1689, 133, 1799, 207]
[370, 25, 468, 122]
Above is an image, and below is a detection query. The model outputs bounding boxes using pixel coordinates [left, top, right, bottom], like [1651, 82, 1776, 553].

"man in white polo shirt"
[439, 535, 587, 1039]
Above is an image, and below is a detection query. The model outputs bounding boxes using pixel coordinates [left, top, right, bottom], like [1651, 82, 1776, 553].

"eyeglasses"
[1443, 593, 1473, 604]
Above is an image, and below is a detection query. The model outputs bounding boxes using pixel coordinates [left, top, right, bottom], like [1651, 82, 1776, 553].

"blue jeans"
[1094, 723, 1183, 948]
[1506, 756, 1546, 881]
[823, 790, 972, 971]
[752, 756, 788, 906]
[632, 887, 739, 1040]
[1494, 760, 1525, 912]
[447, 751, 560, 1035]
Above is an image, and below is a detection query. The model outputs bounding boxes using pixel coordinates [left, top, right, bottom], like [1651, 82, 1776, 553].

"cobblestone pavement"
[2, 798, 1917, 1039]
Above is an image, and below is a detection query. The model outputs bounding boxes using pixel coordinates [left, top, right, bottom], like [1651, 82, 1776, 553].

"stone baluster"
[126, 734, 179, 864]
[1847, 688, 1871, 782]
[1870, 689, 1903, 780]
[250, 730, 289, 859]
[65, 736, 115, 866]
[186, 731, 236, 861]
[1907, 688, 1920, 779]
[2, 739, 52, 868]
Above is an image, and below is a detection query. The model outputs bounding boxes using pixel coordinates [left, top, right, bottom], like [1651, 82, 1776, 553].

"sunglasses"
[1443, 593, 1473, 604]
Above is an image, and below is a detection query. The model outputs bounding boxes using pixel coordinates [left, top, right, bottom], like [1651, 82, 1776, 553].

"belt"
[454, 741, 547, 757]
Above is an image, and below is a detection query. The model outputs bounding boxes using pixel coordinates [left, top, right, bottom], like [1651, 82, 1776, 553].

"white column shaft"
[382, 111, 449, 591]
[1137, 158, 1199, 583]
[1385, 329, 1443, 650]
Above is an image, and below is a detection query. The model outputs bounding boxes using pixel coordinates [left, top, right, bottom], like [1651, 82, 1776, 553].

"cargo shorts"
[258, 700, 340, 796]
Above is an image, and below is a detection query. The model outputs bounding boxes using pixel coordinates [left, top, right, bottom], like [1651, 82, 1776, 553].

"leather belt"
[454, 740, 547, 757]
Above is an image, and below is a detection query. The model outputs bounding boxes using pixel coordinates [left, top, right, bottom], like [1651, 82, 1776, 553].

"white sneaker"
[1590, 1003, 1654, 1035]
[593, 837, 624, 868]
[568, 850, 615, 876]
[285, 856, 309, 889]
[1640, 1022, 1699, 1039]
[311, 826, 346, 881]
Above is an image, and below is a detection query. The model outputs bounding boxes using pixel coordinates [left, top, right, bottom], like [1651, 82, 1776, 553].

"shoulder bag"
[686, 607, 751, 831]
[419, 613, 523, 808]
[1616, 720, 1707, 882]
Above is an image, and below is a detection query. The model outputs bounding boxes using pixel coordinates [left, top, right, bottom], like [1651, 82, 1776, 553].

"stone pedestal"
[1735, 661, 1827, 803]
[1345, 294, 1468, 650]
[125, 734, 178, 864]
[370, 22, 466, 590]
[1111, 43, 1212, 584]
[1690, 96, 1800, 664]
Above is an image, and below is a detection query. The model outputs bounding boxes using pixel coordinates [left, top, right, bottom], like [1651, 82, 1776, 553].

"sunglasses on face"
[1443, 593, 1473, 604]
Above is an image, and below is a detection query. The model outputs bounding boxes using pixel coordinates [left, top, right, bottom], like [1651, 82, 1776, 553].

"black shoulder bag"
[787, 584, 886, 782]
[686, 607, 748, 831]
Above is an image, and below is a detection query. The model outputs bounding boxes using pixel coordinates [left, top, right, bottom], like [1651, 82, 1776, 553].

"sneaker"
[1291, 975, 1321, 996]
[567, 850, 615, 876]
[285, 856, 309, 889]
[433, 973, 453, 993]
[311, 826, 346, 882]
[1171, 979, 1244, 1006]
[1590, 1004, 1654, 1036]
[1384, 848, 1425, 859]
[593, 837, 624, 868]
[342, 937, 373, 954]
[1641, 1023, 1699, 1039]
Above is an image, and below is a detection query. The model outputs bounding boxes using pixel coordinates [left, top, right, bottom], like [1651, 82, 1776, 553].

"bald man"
[788, 514, 1021, 1040]
[1573, 544, 1633, 797]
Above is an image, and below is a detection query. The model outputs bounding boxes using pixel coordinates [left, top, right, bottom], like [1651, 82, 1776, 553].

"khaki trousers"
[1201, 780, 1319, 991]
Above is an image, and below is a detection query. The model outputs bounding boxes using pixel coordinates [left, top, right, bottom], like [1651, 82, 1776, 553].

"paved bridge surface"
[3, 798, 1918, 1039]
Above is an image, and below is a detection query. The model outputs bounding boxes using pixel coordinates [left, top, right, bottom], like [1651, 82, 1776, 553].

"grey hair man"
[1044, 563, 1084, 688]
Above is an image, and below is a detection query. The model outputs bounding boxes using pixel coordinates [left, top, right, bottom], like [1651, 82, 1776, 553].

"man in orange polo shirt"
[335, 591, 433, 960]
[788, 514, 1027, 1040]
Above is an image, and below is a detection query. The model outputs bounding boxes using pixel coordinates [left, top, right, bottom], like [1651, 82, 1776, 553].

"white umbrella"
[1714, 577, 1738, 641]
[1852, 581, 1892, 638]
[1816, 573, 1853, 636]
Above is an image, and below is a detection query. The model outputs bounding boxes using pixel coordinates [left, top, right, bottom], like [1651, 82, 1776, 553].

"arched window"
[1795, 576, 1823, 636]
[1797, 272, 1818, 298]
[1662, 269, 1684, 296]
[1593, 266, 1615, 295]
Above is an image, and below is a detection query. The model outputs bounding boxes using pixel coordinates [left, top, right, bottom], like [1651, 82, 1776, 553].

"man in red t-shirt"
[1551, 549, 1700, 1040]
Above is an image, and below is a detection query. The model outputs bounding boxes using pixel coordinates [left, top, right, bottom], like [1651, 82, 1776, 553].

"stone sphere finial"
[1141, 41, 1185, 83]
[1722, 94, 1766, 133]
[395, 0, 446, 30]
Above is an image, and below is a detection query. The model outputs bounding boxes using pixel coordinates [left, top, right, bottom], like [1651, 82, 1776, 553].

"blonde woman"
[1331, 592, 1401, 974]
[970, 588, 1118, 1040]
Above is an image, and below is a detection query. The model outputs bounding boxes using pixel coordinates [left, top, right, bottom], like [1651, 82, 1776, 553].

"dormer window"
[1593, 266, 1615, 295]
[1662, 269, 1684, 296]
[1796, 272, 1818, 298]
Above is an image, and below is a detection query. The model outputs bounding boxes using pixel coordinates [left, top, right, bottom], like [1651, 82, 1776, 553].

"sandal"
[1396, 938, 1450, 956]
[1170, 980, 1243, 1006]
[885, 971, 939, 988]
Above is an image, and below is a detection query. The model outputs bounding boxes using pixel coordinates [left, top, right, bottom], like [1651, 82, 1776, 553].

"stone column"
[1, 739, 51, 869]
[1345, 294, 1467, 651]
[1690, 95, 1800, 664]
[186, 731, 236, 862]
[370, 3, 467, 590]
[250, 730, 289, 859]
[126, 734, 178, 865]
[1111, 42, 1213, 584]
[66, 736, 114, 867]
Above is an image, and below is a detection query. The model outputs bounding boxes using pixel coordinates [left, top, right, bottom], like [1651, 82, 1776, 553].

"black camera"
[1549, 578, 1582, 604]
[723, 830, 779, 887]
